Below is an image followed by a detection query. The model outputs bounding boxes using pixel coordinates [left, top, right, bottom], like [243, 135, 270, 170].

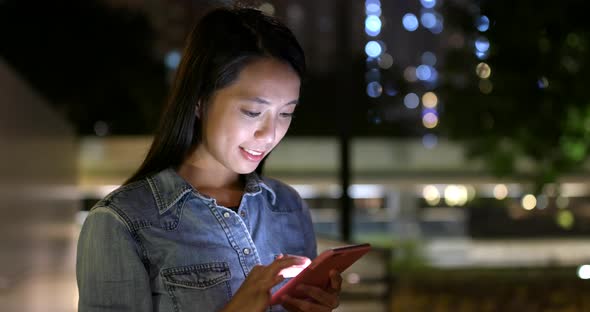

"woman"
[76, 6, 342, 312]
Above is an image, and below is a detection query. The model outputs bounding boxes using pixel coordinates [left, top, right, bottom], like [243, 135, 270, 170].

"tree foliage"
[441, 0, 590, 191]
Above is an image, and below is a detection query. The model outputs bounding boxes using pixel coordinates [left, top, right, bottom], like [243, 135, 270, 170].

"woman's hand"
[281, 269, 342, 312]
[220, 255, 309, 312]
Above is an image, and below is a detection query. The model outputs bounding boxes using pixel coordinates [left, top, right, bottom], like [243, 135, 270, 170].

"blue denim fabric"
[77, 168, 317, 312]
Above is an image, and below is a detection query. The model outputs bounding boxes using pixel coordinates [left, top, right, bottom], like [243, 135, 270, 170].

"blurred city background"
[1, 0, 590, 311]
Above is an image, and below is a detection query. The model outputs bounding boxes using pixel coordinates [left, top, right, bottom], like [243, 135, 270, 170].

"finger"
[268, 256, 310, 277]
[281, 255, 310, 265]
[282, 254, 310, 264]
[249, 259, 300, 290]
[283, 295, 330, 312]
[249, 264, 283, 289]
[281, 300, 303, 312]
[329, 270, 343, 292]
[297, 284, 339, 309]
[272, 273, 286, 285]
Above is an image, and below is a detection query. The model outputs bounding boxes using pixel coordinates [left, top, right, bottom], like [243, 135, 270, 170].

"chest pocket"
[161, 262, 232, 312]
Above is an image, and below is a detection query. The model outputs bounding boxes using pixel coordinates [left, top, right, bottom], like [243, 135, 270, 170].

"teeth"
[243, 148, 263, 156]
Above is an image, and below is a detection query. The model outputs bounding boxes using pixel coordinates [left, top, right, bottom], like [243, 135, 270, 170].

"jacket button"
[243, 248, 251, 255]
[240, 211, 246, 217]
[223, 212, 230, 218]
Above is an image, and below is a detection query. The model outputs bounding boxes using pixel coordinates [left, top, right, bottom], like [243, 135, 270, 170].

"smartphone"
[270, 243, 372, 306]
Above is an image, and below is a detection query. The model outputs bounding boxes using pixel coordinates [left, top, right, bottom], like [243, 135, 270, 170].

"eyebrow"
[245, 97, 299, 105]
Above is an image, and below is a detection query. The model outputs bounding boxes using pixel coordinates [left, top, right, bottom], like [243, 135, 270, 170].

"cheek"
[275, 120, 292, 141]
[204, 121, 223, 145]
[223, 121, 256, 145]
[210, 112, 247, 140]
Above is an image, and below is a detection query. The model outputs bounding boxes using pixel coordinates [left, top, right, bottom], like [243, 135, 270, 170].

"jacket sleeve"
[76, 206, 152, 312]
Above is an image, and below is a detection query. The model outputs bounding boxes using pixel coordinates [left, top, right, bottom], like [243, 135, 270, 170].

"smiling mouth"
[241, 147, 264, 156]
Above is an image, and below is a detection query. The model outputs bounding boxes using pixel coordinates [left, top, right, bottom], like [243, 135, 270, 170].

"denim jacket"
[76, 168, 317, 312]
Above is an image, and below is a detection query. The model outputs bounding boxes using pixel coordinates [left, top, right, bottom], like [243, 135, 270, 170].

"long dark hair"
[125, 7, 305, 184]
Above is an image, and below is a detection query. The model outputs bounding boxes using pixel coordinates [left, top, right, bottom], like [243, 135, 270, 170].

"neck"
[177, 162, 245, 208]
[178, 162, 241, 190]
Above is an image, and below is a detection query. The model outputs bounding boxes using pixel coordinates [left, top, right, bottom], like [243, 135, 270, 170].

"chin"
[233, 165, 257, 175]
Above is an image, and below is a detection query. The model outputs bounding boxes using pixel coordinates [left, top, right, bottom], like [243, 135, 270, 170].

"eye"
[280, 112, 295, 119]
[241, 109, 261, 118]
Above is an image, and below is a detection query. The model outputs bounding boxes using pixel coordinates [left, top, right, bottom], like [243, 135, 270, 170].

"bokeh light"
[479, 79, 493, 94]
[422, 92, 438, 108]
[258, 2, 275, 16]
[536, 194, 548, 210]
[365, 15, 382, 36]
[422, 112, 439, 128]
[365, 41, 382, 57]
[346, 272, 361, 284]
[557, 210, 574, 229]
[366, 81, 383, 98]
[475, 37, 490, 52]
[420, 12, 437, 29]
[425, 67, 439, 82]
[444, 185, 468, 206]
[416, 64, 433, 80]
[422, 108, 437, 116]
[402, 13, 419, 31]
[476, 50, 489, 60]
[538, 76, 549, 89]
[420, 0, 436, 9]
[404, 93, 420, 109]
[365, 0, 381, 5]
[429, 15, 444, 34]
[403, 66, 418, 82]
[577, 265, 590, 280]
[493, 184, 508, 200]
[476, 15, 490, 32]
[476, 62, 491, 79]
[522, 194, 537, 210]
[378, 53, 393, 69]
[165, 50, 181, 69]
[423, 185, 441, 205]
[422, 133, 438, 149]
[421, 51, 437, 66]
[365, 1, 381, 16]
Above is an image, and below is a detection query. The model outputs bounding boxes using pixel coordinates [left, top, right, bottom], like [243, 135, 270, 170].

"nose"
[254, 115, 276, 145]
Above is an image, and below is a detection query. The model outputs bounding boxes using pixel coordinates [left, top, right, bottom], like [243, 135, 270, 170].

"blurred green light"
[556, 210, 574, 230]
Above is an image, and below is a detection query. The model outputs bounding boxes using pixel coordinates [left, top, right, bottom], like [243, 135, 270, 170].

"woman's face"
[194, 58, 301, 175]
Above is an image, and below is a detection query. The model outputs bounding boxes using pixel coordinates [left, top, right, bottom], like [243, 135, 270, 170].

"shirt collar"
[146, 167, 277, 214]
[244, 172, 277, 205]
